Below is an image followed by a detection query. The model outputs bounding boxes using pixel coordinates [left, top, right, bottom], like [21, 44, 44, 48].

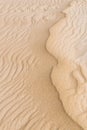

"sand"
[46, 0, 87, 130]
[0, 0, 85, 130]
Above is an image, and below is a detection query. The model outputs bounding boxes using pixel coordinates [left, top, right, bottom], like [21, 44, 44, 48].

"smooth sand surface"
[0, 0, 85, 130]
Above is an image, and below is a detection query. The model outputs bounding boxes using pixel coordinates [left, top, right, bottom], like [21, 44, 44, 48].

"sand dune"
[0, 0, 84, 130]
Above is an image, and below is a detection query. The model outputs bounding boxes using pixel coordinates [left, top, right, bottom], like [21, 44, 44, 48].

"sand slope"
[0, 0, 83, 130]
[46, 0, 87, 129]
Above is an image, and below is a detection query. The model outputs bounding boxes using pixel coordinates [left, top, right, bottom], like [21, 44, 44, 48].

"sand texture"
[0, 0, 85, 130]
[46, 0, 87, 130]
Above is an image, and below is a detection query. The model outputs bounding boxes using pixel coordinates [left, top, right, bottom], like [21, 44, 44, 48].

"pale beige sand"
[46, 0, 87, 130]
[0, 0, 83, 130]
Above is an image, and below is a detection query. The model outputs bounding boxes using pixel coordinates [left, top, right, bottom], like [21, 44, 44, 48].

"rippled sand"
[0, 0, 85, 130]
